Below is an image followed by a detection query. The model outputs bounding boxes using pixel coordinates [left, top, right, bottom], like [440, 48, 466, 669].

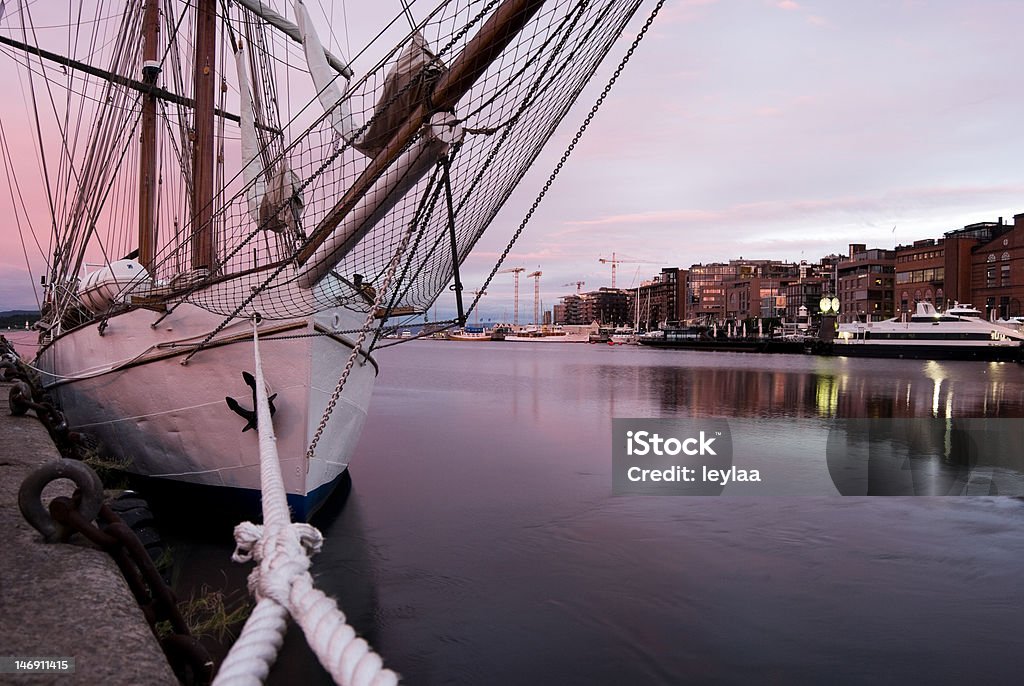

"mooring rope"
[212, 318, 398, 686]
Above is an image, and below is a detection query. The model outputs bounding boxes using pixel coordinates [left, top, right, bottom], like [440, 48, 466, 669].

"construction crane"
[527, 270, 542, 324]
[598, 252, 657, 289]
[561, 281, 585, 294]
[497, 267, 525, 325]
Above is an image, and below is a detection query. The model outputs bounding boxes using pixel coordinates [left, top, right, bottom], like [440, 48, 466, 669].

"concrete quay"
[0, 382, 177, 685]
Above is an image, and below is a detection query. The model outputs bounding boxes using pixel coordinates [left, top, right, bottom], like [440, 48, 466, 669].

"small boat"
[833, 302, 1024, 361]
[638, 326, 810, 354]
[505, 326, 591, 342]
[448, 326, 492, 341]
[609, 326, 638, 345]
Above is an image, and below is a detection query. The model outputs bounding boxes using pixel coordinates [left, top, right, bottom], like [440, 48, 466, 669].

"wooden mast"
[191, 0, 217, 271]
[138, 0, 160, 271]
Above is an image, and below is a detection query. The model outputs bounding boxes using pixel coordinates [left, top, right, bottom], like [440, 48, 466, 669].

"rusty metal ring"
[18, 459, 105, 542]
[9, 380, 32, 416]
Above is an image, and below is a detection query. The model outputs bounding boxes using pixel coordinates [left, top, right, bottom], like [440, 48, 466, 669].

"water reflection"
[329, 342, 1024, 684]
[581, 353, 1024, 420]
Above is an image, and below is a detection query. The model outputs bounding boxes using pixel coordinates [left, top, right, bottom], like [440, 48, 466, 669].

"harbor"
[5, 329, 1024, 683]
[2, 0, 1024, 684]
[198, 341, 1024, 684]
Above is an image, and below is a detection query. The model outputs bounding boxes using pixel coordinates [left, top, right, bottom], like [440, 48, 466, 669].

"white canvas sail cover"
[233, 44, 266, 223]
[294, 0, 358, 144]
[356, 32, 446, 156]
[260, 166, 303, 236]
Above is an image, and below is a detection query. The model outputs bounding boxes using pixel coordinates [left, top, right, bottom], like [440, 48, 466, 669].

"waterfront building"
[688, 260, 794, 323]
[970, 213, 1024, 319]
[553, 294, 582, 325]
[782, 276, 826, 323]
[687, 262, 735, 322]
[837, 244, 895, 323]
[895, 238, 945, 313]
[578, 288, 629, 325]
[941, 219, 1010, 307]
[626, 268, 688, 329]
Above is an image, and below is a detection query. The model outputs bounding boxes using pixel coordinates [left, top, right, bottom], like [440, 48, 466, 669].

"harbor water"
[280, 341, 1024, 684]
[7, 332, 1024, 684]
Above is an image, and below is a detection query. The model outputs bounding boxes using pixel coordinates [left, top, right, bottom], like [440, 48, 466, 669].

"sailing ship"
[0, 0, 651, 518]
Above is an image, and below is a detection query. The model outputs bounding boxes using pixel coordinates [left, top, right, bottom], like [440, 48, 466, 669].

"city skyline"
[2, 1, 1024, 321]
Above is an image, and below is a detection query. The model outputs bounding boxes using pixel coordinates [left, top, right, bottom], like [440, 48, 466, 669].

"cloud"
[776, 0, 800, 10]
[563, 184, 1024, 230]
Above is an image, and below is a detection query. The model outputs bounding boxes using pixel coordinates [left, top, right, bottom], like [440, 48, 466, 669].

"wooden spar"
[0, 34, 277, 133]
[234, 0, 353, 78]
[138, 0, 159, 271]
[294, 0, 546, 270]
[191, 0, 217, 271]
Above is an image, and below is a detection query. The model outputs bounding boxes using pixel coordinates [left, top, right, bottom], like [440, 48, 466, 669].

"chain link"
[304, 171, 434, 458]
[467, 0, 666, 317]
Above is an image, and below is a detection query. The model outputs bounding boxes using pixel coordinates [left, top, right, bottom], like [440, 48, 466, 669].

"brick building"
[895, 238, 945, 314]
[837, 244, 895, 322]
[578, 288, 629, 325]
[626, 267, 688, 329]
[971, 213, 1024, 319]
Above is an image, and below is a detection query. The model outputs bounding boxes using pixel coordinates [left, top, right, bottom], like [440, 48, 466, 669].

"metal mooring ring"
[18, 459, 105, 542]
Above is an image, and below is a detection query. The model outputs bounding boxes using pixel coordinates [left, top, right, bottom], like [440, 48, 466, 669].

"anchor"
[225, 371, 277, 432]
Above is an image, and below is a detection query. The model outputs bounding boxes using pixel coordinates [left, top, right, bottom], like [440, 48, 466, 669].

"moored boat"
[2, 0, 653, 518]
[505, 325, 592, 342]
[833, 302, 1024, 361]
[638, 326, 811, 354]
[448, 326, 492, 341]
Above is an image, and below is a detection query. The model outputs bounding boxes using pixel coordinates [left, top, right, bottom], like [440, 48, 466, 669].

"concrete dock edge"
[0, 382, 178, 685]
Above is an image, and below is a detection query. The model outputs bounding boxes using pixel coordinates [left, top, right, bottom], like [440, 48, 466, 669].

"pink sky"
[3, 0, 1024, 320]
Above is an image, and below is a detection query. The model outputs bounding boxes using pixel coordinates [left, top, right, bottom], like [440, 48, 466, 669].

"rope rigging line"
[466, 0, 666, 319]
[213, 318, 398, 686]
[304, 160, 432, 458]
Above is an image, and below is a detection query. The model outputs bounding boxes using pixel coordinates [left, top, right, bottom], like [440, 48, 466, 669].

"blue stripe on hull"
[128, 469, 351, 523]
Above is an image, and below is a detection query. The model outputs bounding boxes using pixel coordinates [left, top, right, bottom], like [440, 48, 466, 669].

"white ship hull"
[835, 303, 1024, 362]
[34, 304, 376, 519]
[504, 327, 592, 343]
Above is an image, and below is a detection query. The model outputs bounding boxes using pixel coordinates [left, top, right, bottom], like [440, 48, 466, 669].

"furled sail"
[235, 40, 303, 245]
[356, 32, 445, 157]
[260, 166, 304, 237]
[233, 43, 266, 223]
[294, 31, 453, 289]
[294, 0, 358, 145]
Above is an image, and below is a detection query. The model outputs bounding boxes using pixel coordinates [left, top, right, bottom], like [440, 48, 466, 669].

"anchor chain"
[18, 460, 215, 685]
[468, 0, 667, 317]
[304, 167, 430, 460]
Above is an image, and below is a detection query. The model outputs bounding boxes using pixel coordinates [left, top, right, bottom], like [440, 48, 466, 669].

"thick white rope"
[213, 320, 399, 686]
